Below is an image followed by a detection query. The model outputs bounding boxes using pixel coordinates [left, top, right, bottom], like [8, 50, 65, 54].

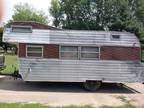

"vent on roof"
[11, 25, 32, 33]
[111, 34, 121, 41]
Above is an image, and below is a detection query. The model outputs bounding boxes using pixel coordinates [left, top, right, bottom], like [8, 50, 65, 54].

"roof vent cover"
[111, 34, 121, 41]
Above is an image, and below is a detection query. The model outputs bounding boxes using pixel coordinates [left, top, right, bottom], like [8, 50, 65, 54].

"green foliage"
[100, 104, 137, 108]
[0, 103, 138, 108]
[0, 32, 12, 53]
[11, 3, 48, 24]
[101, 96, 138, 108]
[0, 103, 49, 108]
[136, 0, 144, 24]
[116, 96, 127, 103]
[1, 54, 18, 74]
[50, 0, 62, 27]
[63, 105, 93, 108]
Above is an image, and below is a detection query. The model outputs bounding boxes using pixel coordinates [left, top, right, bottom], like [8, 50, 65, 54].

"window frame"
[59, 45, 100, 60]
[59, 45, 79, 60]
[80, 46, 100, 60]
[26, 45, 43, 58]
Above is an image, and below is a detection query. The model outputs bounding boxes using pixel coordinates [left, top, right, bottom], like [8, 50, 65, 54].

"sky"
[0, 0, 52, 26]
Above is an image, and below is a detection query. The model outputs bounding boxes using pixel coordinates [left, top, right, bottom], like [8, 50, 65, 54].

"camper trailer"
[3, 22, 144, 91]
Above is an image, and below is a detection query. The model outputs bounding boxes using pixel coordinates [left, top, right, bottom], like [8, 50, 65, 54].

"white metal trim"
[19, 58, 143, 83]
[3, 28, 140, 47]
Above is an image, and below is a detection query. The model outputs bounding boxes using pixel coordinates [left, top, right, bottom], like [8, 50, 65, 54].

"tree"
[136, 0, 144, 24]
[0, 30, 11, 53]
[50, 0, 144, 38]
[50, 0, 62, 27]
[12, 3, 48, 24]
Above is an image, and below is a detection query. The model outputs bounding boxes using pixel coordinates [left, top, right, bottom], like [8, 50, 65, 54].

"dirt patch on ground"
[0, 76, 143, 108]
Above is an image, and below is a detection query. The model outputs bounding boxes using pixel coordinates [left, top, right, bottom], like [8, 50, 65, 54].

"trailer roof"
[3, 28, 140, 47]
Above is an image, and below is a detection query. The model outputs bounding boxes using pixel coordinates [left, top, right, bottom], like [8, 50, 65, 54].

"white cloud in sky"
[2, 0, 51, 25]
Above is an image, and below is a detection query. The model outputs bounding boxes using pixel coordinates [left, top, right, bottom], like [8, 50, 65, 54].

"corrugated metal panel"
[19, 58, 144, 83]
[3, 29, 140, 47]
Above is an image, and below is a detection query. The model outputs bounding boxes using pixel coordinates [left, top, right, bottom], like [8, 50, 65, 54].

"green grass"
[63, 105, 92, 108]
[0, 103, 49, 108]
[100, 96, 138, 108]
[0, 103, 92, 108]
[100, 104, 137, 108]
[1, 54, 18, 74]
[0, 103, 138, 108]
[116, 96, 128, 103]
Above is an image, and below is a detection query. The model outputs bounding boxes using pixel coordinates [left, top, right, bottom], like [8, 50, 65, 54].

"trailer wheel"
[83, 81, 101, 91]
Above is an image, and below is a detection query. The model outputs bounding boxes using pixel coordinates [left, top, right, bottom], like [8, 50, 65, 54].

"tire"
[83, 80, 101, 91]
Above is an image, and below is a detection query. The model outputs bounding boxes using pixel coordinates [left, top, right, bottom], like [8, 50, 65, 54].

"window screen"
[81, 46, 100, 59]
[60, 46, 78, 59]
[26, 46, 43, 58]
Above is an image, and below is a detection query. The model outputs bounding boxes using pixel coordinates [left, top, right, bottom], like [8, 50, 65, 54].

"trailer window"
[60, 46, 78, 59]
[26, 46, 43, 58]
[11, 25, 32, 33]
[81, 46, 100, 59]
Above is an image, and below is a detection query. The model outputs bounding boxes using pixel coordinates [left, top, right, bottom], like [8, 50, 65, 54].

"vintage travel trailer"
[3, 22, 144, 91]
